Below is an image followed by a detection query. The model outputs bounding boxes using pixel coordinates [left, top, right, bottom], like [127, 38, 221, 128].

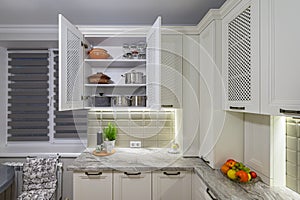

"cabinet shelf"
[85, 59, 146, 67]
[85, 84, 146, 87]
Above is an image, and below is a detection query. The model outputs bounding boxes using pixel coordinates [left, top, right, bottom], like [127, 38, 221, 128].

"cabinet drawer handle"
[229, 106, 245, 110]
[206, 188, 218, 200]
[279, 108, 300, 116]
[163, 172, 181, 176]
[161, 105, 173, 108]
[85, 172, 102, 176]
[124, 172, 141, 176]
[201, 156, 210, 164]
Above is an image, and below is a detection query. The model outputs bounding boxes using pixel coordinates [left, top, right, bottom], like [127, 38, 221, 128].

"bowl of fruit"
[221, 159, 258, 183]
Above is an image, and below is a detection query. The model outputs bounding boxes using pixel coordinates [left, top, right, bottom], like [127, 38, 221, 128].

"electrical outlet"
[130, 141, 141, 148]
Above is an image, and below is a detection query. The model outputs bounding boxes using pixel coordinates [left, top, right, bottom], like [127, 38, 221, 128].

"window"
[6, 49, 87, 143]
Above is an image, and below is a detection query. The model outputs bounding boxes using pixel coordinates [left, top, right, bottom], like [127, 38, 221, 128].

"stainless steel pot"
[122, 70, 143, 84]
[130, 96, 147, 107]
[93, 96, 111, 107]
[90, 93, 111, 107]
[111, 96, 131, 107]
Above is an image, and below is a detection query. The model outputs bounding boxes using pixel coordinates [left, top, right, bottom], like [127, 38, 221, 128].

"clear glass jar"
[122, 43, 131, 59]
[130, 43, 139, 59]
[137, 41, 146, 59]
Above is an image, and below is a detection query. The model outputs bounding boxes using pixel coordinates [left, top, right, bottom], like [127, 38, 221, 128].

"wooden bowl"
[88, 73, 111, 84]
[88, 48, 110, 59]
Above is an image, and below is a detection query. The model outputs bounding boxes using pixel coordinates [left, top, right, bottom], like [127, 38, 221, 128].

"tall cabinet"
[198, 15, 244, 168]
[58, 14, 161, 111]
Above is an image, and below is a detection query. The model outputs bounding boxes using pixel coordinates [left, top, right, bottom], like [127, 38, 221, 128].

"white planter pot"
[104, 140, 115, 153]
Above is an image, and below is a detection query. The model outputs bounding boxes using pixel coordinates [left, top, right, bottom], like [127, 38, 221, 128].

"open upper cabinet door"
[58, 14, 84, 111]
[146, 16, 161, 109]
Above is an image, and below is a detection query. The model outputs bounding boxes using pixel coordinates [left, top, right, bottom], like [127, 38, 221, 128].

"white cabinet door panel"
[147, 16, 161, 109]
[192, 173, 217, 200]
[59, 14, 84, 111]
[73, 171, 112, 200]
[153, 171, 192, 200]
[182, 35, 200, 156]
[222, 0, 260, 113]
[261, 0, 300, 115]
[114, 172, 151, 200]
[161, 34, 182, 108]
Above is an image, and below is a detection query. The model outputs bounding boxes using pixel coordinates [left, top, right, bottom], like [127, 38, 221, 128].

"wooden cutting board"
[92, 149, 116, 157]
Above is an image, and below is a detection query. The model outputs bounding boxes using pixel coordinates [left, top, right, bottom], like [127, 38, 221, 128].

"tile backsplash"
[286, 117, 300, 193]
[87, 110, 175, 148]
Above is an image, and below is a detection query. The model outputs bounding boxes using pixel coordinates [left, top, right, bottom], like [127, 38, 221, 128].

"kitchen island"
[68, 148, 300, 200]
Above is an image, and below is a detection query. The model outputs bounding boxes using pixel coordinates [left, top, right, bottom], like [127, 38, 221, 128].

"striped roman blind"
[52, 51, 87, 139]
[7, 50, 50, 141]
[6, 49, 87, 142]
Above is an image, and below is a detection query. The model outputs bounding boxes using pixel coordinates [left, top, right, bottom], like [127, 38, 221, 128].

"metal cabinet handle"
[163, 171, 181, 176]
[85, 172, 102, 176]
[161, 105, 173, 108]
[206, 188, 218, 200]
[279, 108, 300, 116]
[124, 172, 141, 176]
[229, 106, 245, 110]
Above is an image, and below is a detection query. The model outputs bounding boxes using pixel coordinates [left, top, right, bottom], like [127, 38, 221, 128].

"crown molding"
[77, 25, 149, 36]
[0, 25, 57, 34]
[218, 0, 242, 18]
[0, 25, 58, 41]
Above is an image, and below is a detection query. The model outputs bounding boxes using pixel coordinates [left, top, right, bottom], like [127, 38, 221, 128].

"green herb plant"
[103, 122, 117, 141]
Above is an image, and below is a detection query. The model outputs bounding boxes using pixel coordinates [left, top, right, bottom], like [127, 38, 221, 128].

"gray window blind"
[7, 51, 50, 141]
[7, 49, 87, 142]
[52, 51, 87, 139]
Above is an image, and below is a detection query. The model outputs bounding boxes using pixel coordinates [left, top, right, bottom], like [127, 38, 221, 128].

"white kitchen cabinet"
[114, 171, 151, 200]
[192, 173, 217, 200]
[182, 34, 200, 156]
[152, 171, 192, 200]
[222, 0, 260, 113]
[161, 34, 182, 108]
[199, 18, 244, 168]
[73, 171, 113, 200]
[58, 14, 161, 111]
[260, 0, 300, 116]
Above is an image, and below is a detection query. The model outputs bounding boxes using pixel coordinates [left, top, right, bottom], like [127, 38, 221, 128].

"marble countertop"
[68, 148, 300, 200]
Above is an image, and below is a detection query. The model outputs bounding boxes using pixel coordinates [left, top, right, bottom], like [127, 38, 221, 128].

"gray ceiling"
[0, 0, 226, 26]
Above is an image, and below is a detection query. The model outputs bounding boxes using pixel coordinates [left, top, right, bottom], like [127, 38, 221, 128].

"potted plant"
[103, 122, 117, 153]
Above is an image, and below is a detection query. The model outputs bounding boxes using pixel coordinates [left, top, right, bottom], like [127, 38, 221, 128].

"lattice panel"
[227, 6, 252, 101]
[161, 50, 181, 107]
[147, 31, 157, 106]
[66, 29, 81, 101]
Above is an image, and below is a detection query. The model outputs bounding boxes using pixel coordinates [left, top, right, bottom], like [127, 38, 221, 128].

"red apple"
[250, 171, 257, 179]
[226, 159, 235, 163]
[225, 160, 236, 168]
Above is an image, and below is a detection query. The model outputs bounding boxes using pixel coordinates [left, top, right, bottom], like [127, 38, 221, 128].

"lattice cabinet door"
[222, 0, 260, 113]
[59, 14, 84, 111]
[147, 16, 161, 109]
[161, 34, 182, 108]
